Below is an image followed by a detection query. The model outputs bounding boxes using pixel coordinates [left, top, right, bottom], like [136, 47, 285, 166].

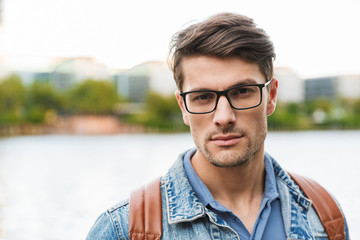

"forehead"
[181, 56, 265, 91]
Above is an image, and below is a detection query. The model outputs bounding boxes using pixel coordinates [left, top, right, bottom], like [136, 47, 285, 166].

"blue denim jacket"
[86, 151, 350, 240]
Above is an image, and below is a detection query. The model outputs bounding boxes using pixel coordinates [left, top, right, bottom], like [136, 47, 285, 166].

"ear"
[266, 78, 278, 116]
[175, 90, 190, 126]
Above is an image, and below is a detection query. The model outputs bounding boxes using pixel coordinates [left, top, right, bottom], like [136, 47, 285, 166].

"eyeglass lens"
[185, 85, 262, 113]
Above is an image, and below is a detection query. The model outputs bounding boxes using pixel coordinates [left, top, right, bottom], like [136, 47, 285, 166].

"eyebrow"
[186, 79, 259, 92]
[229, 79, 258, 88]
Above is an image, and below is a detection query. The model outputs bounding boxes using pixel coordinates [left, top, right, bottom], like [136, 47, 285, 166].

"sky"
[1, 0, 360, 78]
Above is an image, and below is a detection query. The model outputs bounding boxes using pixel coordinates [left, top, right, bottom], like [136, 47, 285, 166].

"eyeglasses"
[180, 79, 273, 114]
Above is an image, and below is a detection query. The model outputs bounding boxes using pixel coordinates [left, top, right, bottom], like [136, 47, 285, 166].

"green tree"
[0, 75, 26, 124]
[25, 82, 63, 123]
[268, 102, 311, 130]
[304, 98, 333, 116]
[354, 99, 360, 116]
[126, 91, 187, 132]
[67, 79, 119, 114]
[338, 99, 360, 128]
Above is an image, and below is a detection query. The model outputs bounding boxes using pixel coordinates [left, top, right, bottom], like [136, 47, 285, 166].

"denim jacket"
[86, 151, 350, 240]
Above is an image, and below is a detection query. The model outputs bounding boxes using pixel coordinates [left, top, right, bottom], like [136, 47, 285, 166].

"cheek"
[187, 115, 201, 129]
[247, 104, 266, 117]
[188, 120, 202, 146]
[242, 107, 268, 130]
[187, 115, 208, 136]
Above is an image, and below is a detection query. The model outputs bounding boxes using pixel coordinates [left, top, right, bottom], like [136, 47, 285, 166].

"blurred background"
[0, 0, 359, 239]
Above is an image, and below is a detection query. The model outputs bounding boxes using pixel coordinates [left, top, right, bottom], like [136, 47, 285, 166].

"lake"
[0, 131, 358, 239]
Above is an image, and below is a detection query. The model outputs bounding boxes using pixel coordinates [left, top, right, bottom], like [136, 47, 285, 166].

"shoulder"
[268, 153, 349, 239]
[86, 199, 130, 240]
[107, 199, 130, 221]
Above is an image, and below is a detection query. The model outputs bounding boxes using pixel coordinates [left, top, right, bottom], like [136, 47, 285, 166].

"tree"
[0, 75, 26, 124]
[268, 102, 310, 130]
[25, 82, 63, 123]
[67, 79, 119, 114]
[136, 91, 187, 131]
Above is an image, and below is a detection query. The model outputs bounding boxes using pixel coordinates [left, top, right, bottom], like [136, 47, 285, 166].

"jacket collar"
[164, 151, 206, 224]
[268, 153, 312, 211]
[267, 153, 315, 240]
[164, 151, 312, 225]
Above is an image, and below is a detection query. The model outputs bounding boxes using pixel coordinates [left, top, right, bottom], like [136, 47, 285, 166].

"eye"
[190, 92, 215, 102]
[230, 86, 256, 98]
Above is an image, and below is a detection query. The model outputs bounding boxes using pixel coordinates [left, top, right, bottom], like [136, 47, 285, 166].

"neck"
[191, 147, 266, 205]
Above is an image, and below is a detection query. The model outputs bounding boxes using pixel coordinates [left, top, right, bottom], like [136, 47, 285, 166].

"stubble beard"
[194, 122, 267, 168]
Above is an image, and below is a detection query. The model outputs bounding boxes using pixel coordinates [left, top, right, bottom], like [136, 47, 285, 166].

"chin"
[206, 149, 251, 168]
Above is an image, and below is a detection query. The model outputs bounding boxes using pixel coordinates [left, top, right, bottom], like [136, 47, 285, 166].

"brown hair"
[168, 13, 276, 91]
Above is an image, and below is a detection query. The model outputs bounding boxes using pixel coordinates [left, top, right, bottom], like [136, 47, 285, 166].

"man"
[87, 13, 349, 239]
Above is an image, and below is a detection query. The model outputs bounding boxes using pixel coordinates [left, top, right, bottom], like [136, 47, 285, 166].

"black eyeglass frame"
[180, 79, 273, 114]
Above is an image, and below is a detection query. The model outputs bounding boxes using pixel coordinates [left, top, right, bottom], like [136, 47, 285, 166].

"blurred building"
[50, 57, 110, 90]
[34, 72, 51, 83]
[305, 75, 360, 101]
[338, 75, 360, 99]
[274, 67, 304, 103]
[116, 74, 150, 102]
[114, 61, 176, 102]
[305, 76, 337, 101]
[0, 49, 56, 83]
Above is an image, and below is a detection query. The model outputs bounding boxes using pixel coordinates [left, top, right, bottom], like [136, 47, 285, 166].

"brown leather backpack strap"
[288, 172, 345, 240]
[129, 177, 162, 240]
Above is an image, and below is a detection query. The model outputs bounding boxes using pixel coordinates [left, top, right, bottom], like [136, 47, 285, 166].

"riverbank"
[1, 113, 360, 137]
[0, 115, 144, 136]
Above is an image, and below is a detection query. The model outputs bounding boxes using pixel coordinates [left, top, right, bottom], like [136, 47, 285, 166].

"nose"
[212, 96, 236, 127]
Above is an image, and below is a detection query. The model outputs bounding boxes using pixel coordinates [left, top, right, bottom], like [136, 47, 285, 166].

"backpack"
[129, 172, 346, 240]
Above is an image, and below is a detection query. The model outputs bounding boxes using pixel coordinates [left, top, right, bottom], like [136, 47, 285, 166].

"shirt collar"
[183, 148, 279, 212]
[263, 153, 280, 200]
[183, 148, 228, 211]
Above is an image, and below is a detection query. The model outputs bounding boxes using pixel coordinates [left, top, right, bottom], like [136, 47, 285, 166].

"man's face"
[176, 56, 278, 167]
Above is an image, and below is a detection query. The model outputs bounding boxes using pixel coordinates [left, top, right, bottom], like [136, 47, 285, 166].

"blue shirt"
[183, 148, 287, 240]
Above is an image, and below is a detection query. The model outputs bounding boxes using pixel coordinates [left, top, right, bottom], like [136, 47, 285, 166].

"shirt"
[183, 148, 287, 240]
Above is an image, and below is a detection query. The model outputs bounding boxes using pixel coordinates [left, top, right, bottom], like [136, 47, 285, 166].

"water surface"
[0, 131, 358, 239]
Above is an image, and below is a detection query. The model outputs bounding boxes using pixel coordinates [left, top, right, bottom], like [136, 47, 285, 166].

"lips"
[210, 134, 243, 147]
